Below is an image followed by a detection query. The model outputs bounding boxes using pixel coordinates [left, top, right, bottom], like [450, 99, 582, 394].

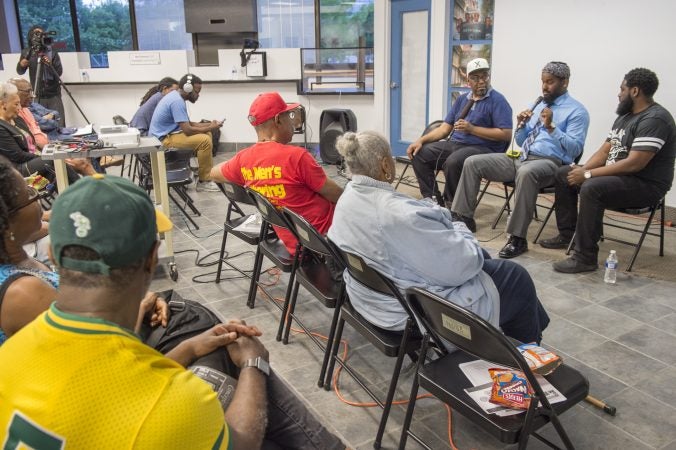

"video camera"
[30, 30, 57, 52]
[240, 38, 260, 67]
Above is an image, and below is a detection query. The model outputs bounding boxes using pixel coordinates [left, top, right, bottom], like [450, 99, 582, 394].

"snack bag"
[518, 344, 562, 375]
[488, 368, 533, 410]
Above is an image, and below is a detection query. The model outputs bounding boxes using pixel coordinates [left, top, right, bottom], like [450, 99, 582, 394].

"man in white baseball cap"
[407, 57, 513, 209]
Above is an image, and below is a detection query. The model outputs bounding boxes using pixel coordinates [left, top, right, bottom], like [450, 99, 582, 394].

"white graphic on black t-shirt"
[606, 127, 628, 165]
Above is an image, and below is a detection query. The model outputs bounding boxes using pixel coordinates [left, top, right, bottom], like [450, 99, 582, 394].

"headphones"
[183, 74, 194, 94]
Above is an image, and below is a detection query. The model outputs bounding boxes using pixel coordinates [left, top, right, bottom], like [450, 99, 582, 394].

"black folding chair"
[565, 197, 665, 272]
[279, 208, 346, 387]
[323, 245, 422, 449]
[136, 147, 202, 229]
[246, 189, 299, 311]
[492, 154, 583, 232]
[111, 114, 135, 178]
[393, 120, 446, 192]
[399, 287, 589, 450]
[215, 181, 268, 283]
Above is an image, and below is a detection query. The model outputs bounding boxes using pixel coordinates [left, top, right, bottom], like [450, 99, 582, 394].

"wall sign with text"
[246, 52, 267, 77]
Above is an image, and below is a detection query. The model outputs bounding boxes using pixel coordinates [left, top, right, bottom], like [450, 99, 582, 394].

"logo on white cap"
[467, 58, 489, 74]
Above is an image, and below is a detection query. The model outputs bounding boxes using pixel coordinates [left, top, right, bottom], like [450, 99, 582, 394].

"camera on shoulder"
[30, 30, 57, 52]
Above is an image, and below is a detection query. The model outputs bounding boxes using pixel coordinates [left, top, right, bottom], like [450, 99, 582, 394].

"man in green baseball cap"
[0, 173, 345, 449]
[49, 173, 171, 275]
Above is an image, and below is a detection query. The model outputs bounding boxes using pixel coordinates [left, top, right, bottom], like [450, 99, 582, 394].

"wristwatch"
[243, 357, 270, 376]
[584, 170, 592, 180]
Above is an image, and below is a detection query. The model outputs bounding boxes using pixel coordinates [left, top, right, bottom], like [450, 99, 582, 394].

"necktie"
[521, 121, 542, 161]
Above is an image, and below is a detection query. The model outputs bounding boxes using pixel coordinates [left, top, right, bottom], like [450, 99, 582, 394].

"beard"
[474, 86, 487, 97]
[542, 91, 561, 106]
[616, 96, 633, 115]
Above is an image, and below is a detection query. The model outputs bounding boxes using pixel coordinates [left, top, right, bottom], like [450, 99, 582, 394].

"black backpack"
[140, 290, 239, 377]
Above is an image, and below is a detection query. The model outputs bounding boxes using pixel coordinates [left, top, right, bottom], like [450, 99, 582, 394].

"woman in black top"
[0, 82, 92, 184]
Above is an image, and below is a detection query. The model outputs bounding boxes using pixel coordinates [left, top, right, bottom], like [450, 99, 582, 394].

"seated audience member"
[211, 92, 343, 255]
[130, 77, 179, 135]
[0, 173, 345, 450]
[548, 68, 676, 273]
[28, 100, 60, 140]
[149, 73, 223, 191]
[0, 157, 57, 344]
[451, 61, 589, 259]
[8, 78, 49, 149]
[328, 131, 550, 345]
[0, 83, 94, 184]
[407, 58, 513, 206]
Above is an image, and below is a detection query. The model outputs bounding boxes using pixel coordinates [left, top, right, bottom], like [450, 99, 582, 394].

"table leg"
[149, 151, 173, 259]
[54, 160, 69, 192]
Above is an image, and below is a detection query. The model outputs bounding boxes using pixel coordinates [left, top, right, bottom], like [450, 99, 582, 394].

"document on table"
[72, 124, 94, 136]
[459, 359, 566, 416]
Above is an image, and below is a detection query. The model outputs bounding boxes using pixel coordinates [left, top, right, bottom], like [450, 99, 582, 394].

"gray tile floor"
[147, 155, 676, 450]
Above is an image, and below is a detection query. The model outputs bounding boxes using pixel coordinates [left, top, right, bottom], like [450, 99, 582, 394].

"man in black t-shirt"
[544, 68, 676, 273]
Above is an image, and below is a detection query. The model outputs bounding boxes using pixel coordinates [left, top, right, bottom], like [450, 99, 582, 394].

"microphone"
[458, 98, 475, 121]
[447, 98, 475, 140]
[516, 96, 544, 130]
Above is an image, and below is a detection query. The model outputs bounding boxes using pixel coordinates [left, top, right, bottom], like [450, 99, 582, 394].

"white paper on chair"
[459, 359, 566, 416]
[465, 383, 524, 417]
[233, 214, 262, 233]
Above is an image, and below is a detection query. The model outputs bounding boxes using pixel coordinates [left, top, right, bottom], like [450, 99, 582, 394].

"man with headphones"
[150, 74, 223, 191]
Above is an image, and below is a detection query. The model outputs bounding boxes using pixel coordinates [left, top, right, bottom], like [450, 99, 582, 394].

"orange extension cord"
[254, 270, 461, 450]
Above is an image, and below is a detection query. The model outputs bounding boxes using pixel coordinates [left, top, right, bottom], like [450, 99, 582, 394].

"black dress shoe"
[499, 236, 528, 259]
[539, 234, 572, 249]
[450, 211, 477, 233]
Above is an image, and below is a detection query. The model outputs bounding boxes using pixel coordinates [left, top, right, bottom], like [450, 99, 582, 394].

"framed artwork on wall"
[449, 0, 495, 108]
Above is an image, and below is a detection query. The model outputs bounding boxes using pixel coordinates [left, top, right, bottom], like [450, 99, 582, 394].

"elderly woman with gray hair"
[328, 131, 550, 344]
[0, 82, 92, 184]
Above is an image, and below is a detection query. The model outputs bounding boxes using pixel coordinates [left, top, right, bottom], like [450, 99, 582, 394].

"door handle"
[390, 81, 399, 89]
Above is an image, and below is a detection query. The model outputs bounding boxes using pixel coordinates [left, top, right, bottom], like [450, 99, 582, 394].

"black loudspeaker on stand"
[319, 109, 357, 166]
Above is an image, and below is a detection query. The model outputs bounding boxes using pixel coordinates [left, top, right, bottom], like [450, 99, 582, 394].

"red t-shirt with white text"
[219, 141, 335, 254]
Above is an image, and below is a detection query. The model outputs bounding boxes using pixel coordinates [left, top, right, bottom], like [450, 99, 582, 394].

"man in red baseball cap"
[211, 92, 343, 255]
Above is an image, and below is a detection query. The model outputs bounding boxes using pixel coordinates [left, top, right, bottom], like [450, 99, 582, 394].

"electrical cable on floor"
[251, 275, 459, 449]
[173, 247, 278, 284]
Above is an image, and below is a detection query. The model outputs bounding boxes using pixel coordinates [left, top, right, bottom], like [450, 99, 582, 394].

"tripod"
[32, 48, 90, 124]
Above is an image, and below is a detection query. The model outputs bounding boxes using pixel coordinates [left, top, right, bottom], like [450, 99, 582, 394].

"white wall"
[2, 0, 674, 203]
[490, 0, 676, 206]
[0, 48, 375, 147]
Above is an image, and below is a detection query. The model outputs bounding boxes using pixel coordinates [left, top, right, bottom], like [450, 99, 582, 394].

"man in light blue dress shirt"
[451, 61, 590, 259]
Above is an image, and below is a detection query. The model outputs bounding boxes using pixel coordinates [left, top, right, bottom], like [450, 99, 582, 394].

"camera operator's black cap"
[27, 25, 45, 39]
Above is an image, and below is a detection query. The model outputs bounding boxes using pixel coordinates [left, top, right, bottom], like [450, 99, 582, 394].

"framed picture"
[246, 52, 267, 77]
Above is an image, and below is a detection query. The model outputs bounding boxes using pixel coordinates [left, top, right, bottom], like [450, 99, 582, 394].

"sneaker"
[196, 181, 221, 192]
[450, 211, 477, 233]
[539, 234, 572, 249]
[552, 257, 597, 274]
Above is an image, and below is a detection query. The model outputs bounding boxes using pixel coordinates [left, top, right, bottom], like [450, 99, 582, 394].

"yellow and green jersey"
[0, 303, 230, 450]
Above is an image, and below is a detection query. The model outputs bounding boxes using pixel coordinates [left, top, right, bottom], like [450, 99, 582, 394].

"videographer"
[16, 25, 65, 127]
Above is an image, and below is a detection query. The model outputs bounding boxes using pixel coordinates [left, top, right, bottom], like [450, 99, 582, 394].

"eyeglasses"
[275, 111, 296, 121]
[18, 88, 35, 96]
[9, 186, 45, 214]
[468, 72, 490, 82]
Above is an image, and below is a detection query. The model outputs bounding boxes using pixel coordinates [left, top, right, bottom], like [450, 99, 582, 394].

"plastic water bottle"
[604, 250, 618, 284]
